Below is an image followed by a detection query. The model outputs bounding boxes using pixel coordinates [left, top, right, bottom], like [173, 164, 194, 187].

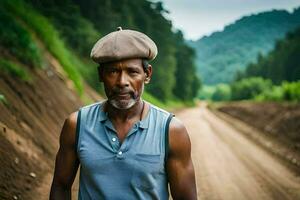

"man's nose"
[117, 71, 129, 87]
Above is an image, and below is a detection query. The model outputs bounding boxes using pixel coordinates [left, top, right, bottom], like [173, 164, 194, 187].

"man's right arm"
[50, 112, 79, 200]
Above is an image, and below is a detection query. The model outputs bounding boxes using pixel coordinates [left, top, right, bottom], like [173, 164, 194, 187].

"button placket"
[116, 148, 124, 159]
[111, 136, 120, 151]
[116, 136, 130, 159]
[105, 127, 120, 152]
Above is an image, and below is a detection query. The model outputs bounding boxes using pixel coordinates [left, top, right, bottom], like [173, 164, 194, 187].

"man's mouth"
[110, 89, 138, 100]
[113, 92, 131, 99]
[116, 93, 130, 97]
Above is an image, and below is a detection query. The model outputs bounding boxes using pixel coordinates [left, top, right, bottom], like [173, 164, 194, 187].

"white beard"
[109, 98, 137, 110]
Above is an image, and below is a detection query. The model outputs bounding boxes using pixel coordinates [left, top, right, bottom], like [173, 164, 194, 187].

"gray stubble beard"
[109, 98, 137, 110]
[108, 85, 144, 110]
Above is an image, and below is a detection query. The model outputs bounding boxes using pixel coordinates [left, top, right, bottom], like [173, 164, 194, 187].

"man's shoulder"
[79, 101, 104, 112]
[148, 102, 171, 117]
[148, 101, 188, 140]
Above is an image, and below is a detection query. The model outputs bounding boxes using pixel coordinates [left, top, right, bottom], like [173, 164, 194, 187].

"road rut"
[177, 105, 300, 200]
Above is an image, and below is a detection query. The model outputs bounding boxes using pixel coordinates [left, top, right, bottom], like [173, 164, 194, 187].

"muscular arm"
[167, 117, 197, 200]
[50, 112, 80, 200]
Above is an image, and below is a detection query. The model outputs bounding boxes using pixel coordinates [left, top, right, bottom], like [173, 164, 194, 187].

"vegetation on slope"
[226, 26, 300, 102]
[1, 0, 84, 94]
[9, 0, 200, 104]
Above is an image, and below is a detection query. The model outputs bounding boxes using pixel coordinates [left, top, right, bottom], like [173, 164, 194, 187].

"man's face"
[100, 58, 151, 110]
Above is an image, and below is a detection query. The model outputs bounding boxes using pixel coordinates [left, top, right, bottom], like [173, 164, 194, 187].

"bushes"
[254, 85, 283, 101]
[0, 7, 41, 68]
[199, 77, 300, 102]
[2, 0, 84, 94]
[254, 81, 300, 102]
[230, 77, 272, 100]
[230, 77, 300, 102]
[212, 84, 231, 101]
[282, 81, 300, 101]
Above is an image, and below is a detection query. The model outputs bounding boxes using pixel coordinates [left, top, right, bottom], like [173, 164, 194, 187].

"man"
[50, 27, 197, 199]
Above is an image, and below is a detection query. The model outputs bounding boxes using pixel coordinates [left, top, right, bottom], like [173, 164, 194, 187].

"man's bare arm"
[50, 112, 79, 200]
[167, 117, 197, 200]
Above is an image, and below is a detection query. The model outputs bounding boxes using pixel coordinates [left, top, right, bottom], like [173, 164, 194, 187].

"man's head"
[91, 28, 157, 109]
[98, 58, 152, 109]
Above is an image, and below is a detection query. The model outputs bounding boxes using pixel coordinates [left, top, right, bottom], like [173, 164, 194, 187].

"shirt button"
[118, 151, 123, 155]
[112, 137, 117, 142]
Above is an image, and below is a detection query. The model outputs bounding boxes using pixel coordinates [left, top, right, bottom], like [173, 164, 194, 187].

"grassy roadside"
[0, 59, 32, 82]
[2, 0, 84, 95]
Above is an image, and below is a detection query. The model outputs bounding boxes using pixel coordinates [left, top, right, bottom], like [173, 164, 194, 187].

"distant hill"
[189, 7, 300, 85]
[241, 26, 300, 84]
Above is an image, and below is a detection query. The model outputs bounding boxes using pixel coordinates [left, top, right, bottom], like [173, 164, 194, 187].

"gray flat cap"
[91, 27, 158, 63]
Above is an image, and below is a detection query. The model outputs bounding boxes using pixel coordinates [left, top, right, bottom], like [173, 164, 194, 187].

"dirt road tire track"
[177, 104, 300, 200]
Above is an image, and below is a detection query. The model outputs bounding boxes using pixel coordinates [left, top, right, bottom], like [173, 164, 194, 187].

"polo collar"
[99, 108, 108, 122]
[98, 104, 151, 130]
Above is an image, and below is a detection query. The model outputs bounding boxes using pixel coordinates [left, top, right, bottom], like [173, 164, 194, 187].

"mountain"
[189, 7, 300, 85]
[241, 26, 300, 84]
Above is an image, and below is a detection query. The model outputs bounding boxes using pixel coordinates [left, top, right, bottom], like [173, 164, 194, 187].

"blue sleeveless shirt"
[76, 101, 173, 199]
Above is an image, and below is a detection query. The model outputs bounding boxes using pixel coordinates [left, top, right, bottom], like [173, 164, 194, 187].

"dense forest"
[0, 0, 200, 104]
[240, 27, 300, 84]
[230, 26, 300, 101]
[189, 8, 300, 85]
[204, 26, 300, 102]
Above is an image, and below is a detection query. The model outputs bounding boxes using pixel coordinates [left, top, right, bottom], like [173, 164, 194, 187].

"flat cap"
[91, 27, 158, 63]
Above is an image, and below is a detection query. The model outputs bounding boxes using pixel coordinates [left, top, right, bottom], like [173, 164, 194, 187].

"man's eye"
[108, 69, 118, 74]
[129, 70, 139, 74]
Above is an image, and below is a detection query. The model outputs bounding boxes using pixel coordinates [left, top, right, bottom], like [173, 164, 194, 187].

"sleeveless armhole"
[164, 113, 174, 168]
[75, 109, 81, 154]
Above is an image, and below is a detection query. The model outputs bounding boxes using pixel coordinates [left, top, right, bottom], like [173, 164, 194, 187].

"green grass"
[2, 0, 84, 95]
[0, 6, 41, 68]
[0, 93, 8, 105]
[0, 59, 32, 82]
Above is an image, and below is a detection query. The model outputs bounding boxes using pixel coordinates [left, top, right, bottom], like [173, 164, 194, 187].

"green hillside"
[204, 26, 300, 102]
[0, 0, 200, 104]
[189, 7, 300, 85]
[227, 27, 300, 102]
[240, 27, 300, 84]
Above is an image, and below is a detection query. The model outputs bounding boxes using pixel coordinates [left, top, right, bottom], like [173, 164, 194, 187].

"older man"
[50, 27, 197, 200]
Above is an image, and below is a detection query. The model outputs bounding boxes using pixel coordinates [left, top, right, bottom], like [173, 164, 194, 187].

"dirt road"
[178, 104, 300, 200]
[42, 104, 300, 200]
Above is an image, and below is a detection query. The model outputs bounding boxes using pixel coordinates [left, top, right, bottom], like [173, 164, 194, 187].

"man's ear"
[144, 65, 153, 84]
[97, 66, 103, 82]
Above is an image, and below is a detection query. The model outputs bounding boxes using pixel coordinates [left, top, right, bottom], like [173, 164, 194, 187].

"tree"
[173, 31, 201, 101]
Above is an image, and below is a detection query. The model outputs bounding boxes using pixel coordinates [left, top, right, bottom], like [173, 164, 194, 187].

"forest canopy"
[1, 0, 201, 102]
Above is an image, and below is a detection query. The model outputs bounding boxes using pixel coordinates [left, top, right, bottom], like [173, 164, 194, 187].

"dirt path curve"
[177, 104, 300, 200]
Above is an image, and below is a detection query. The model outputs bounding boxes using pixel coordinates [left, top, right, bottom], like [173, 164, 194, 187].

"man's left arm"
[167, 117, 197, 200]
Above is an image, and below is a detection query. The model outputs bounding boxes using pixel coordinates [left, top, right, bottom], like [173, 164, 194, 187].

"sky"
[155, 0, 300, 40]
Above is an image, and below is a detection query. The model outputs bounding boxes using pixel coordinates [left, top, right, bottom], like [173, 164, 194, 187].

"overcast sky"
[155, 0, 300, 40]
